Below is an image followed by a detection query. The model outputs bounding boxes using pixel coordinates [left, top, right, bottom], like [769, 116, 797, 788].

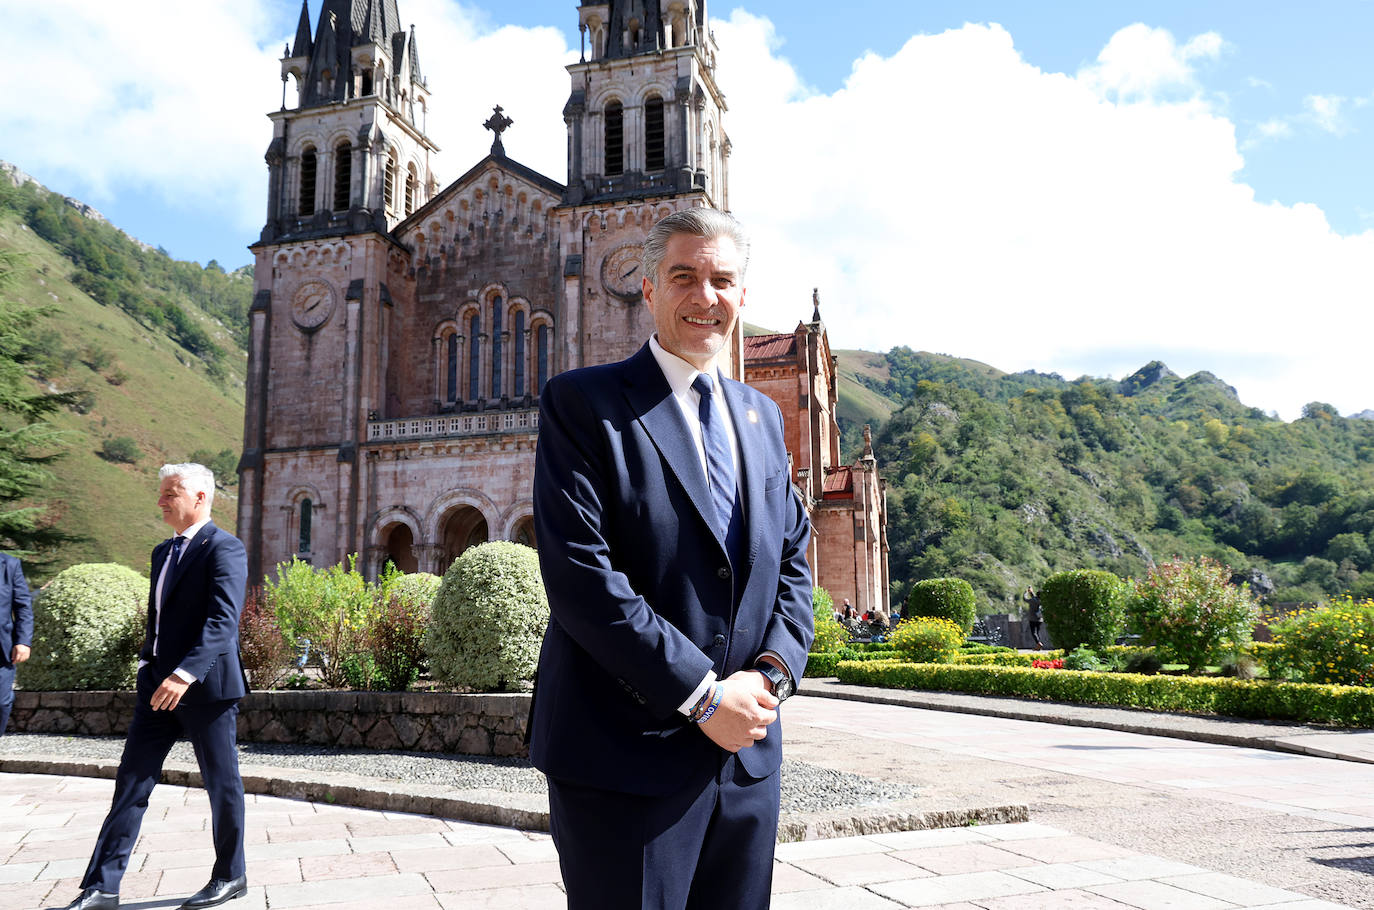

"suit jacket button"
[713, 634, 726, 646]
[717, 566, 730, 580]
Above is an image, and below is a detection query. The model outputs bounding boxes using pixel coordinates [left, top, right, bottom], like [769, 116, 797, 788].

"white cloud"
[1076, 24, 1223, 101]
[1303, 93, 1350, 134]
[714, 17, 1374, 420]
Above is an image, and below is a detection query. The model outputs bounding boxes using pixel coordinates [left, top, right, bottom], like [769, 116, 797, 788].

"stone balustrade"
[8, 689, 531, 758]
[367, 408, 539, 442]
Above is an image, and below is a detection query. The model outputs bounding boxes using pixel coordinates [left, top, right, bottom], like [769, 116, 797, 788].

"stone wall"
[8, 690, 531, 758]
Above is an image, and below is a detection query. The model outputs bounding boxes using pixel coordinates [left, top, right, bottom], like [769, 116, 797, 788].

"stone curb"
[804, 679, 1374, 764]
[0, 752, 1027, 841]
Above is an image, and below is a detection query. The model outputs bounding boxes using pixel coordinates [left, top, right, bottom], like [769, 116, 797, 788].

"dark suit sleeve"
[759, 403, 814, 680]
[533, 373, 715, 717]
[10, 558, 32, 648]
[175, 533, 248, 682]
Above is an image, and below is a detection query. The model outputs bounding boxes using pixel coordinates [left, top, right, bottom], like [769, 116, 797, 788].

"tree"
[0, 250, 80, 561]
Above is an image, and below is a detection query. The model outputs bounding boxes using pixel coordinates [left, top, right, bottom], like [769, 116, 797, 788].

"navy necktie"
[691, 373, 737, 539]
[162, 536, 185, 600]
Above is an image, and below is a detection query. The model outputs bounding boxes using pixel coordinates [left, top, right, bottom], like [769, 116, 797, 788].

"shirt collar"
[649, 334, 721, 397]
[175, 517, 211, 542]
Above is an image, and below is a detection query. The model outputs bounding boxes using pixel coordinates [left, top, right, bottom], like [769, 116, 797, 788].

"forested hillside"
[0, 166, 249, 579]
[862, 348, 1374, 611]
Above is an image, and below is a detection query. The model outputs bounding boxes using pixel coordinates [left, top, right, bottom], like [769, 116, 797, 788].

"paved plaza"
[3, 691, 1372, 909]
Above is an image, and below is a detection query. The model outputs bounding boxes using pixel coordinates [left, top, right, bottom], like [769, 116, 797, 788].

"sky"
[1, 0, 1371, 421]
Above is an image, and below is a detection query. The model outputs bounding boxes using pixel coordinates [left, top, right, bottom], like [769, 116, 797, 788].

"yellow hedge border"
[824, 659, 1374, 727]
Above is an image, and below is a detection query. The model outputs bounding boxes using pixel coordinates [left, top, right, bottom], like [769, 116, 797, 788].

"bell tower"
[262, 0, 438, 243]
[556, 0, 740, 376]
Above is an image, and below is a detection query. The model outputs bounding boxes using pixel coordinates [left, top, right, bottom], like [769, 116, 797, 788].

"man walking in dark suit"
[530, 209, 814, 909]
[59, 464, 249, 910]
[0, 550, 32, 736]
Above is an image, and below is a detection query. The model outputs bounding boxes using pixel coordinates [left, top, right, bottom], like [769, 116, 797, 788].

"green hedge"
[1041, 569, 1125, 651]
[832, 660, 1374, 727]
[950, 651, 1064, 667]
[805, 652, 901, 677]
[906, 577, 977, 633]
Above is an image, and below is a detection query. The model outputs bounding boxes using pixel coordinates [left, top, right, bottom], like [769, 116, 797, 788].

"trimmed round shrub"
[426, 542, 548, 692]
[1040, 569, 1125, 652]
[905, 577, 977, 634]
[1128, 557, 1259, 672]
[810, 617, 848, 654]
[384, 571, 442, 613]
[890, 617, 964, 663]
[22, 563, 148, 690]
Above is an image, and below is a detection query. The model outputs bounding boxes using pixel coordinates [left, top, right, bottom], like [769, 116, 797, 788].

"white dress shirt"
[145, 517, 210, 683]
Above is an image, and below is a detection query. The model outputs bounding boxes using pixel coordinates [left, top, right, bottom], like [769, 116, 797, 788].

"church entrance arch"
[380, 522, 418, 575]
[511, 515, 536, 549]
[440, 506, 488, 572]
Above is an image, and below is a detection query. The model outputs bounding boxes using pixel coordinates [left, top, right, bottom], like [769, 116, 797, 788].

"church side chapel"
[238, 0, 891, 613]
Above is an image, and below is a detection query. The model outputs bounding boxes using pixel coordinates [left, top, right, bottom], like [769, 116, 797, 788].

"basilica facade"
[238, 0, 891, 613]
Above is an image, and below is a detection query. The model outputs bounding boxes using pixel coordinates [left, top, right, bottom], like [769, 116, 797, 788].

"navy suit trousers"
[547, 754, 781, 910]
[0, 664, 14, 736]
[81, 665, 245, 893]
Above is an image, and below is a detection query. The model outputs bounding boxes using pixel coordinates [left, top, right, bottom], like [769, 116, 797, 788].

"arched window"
[446, 333, 458, 401]
[333, 141, 352, 212]
[468, 313, 481, 400]
[491, 298, 503, 400]
[645, 96, 665, 171]
[299, 147, 317, 216]
[537, 324, 550, 392]
[405, 164, 418, 216]
[383, 152, 398, 211]
[299, 498, 313, 554]
[513, 310, 526, 397]
[604, 101, 624, 176]
[361, 68, 374, 96]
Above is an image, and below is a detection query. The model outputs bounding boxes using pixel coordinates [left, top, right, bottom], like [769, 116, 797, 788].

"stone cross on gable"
[484, 105, 514, 156]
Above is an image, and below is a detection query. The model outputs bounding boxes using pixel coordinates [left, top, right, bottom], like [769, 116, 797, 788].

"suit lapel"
[164, 523, 215, 601]
[620, 346, 723, 548]
[722, 378, 767, 570]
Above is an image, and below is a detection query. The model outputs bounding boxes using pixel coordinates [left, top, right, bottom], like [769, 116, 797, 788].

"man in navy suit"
[60, 464, 249, 910]
[0, 551, 32, 736]
[531, 209, 814, 909]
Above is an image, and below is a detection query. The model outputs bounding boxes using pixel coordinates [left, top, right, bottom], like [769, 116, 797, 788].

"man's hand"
[151, 675, 191, 711]
[699, 670, 780, 752]
[10, 644, 29, 664]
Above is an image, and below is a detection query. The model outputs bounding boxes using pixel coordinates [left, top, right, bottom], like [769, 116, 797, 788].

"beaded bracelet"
[693, 683, 724, 725]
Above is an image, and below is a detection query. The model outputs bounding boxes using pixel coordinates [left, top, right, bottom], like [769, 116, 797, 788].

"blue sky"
[1, 0, 1371, 419]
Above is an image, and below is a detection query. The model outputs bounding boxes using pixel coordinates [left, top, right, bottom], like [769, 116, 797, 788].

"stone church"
[238, 0, 891, 613]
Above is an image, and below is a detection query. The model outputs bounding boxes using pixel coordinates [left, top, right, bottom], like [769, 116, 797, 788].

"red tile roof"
[822, 466, 853, 498]
[743, 333, 796, 361]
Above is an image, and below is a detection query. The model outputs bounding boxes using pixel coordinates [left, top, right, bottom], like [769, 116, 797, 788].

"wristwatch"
[754, 660, 794, 702]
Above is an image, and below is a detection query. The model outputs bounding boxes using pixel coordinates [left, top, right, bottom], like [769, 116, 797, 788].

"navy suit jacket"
[530, 343, 814, 796]
[140, 522, 248, 704]
[0, 553, 32, 668]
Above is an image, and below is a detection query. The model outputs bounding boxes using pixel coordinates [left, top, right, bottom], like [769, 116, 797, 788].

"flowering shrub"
[812, 586, 835, 625]
[906, 578, 977, 633]
[890, 616, 965, 663]
[1267, 597, 1374, 687]
[1128, 557, 1259, 672]
[810, 616, 848, 654]
[238, 586, 293, 689]
[1040, 569, 1125, 652]
[1031, 658, 1064, 669]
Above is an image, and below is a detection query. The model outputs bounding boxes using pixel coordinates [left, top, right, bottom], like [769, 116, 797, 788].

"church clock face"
[600, 243, 644, 302]
[291, 280, 336, 331]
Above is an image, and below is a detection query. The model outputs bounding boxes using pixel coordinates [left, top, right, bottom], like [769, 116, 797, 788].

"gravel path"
[0, 733, 918, 815]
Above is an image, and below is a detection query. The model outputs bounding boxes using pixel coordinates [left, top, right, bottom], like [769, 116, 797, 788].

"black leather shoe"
[59, 888, 118, 910]
[178, 875, 247, 909]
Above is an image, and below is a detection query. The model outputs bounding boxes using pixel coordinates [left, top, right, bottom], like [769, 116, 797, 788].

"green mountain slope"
[0, 171, 248, 580]
[869, 348, 1374, 611]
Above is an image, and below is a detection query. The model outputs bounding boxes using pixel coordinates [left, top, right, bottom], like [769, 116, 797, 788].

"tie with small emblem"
[691, 373, 738, 540]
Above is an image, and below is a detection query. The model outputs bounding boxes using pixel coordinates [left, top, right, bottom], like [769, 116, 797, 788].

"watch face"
[600, 243, 645, 302]
[291, 280, 335, 331]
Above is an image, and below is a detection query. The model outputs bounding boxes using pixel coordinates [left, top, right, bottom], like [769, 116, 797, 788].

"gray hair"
[160, 463, 215, 505]
[642, 208, 750, 287]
